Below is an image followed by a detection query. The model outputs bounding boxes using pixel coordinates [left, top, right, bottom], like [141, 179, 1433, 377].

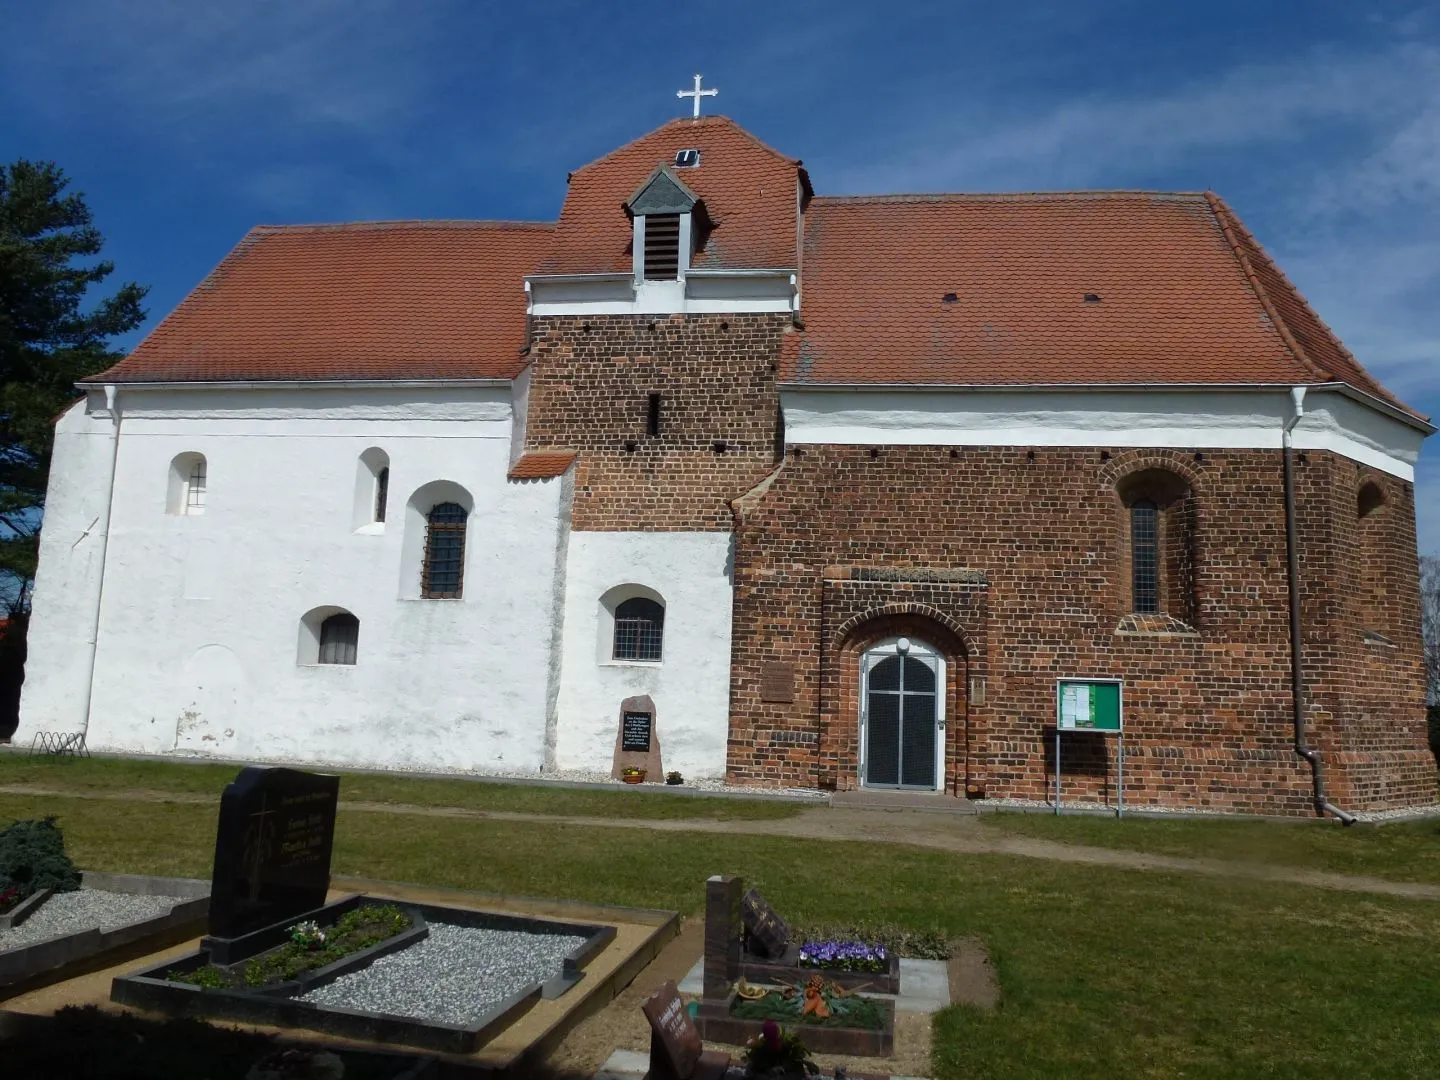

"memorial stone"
[740, 887, 790, 959]
[702, 875, 742, 999]
[207, 766, 339, 944]
[641, 980, 729, 1080]
[611, 694, 663, 781]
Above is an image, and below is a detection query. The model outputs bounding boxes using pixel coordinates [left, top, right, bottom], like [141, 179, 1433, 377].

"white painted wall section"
[781, 387, 1426, 480]
[20, 397, 118, 735]
[22, 385, 568, 774]
[553, 531, 734, 779]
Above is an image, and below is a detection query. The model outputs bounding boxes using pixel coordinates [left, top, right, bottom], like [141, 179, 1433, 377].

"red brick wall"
[523, 314, 788, 530]
[728, 443, 1436, 814]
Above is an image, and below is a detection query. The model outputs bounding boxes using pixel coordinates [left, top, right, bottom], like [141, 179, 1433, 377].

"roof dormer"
[626, 165, 702, 283]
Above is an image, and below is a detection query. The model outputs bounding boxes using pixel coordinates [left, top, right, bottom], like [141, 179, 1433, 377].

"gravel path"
[299, 922, 588, 1026]
[0, 889, 185, 952]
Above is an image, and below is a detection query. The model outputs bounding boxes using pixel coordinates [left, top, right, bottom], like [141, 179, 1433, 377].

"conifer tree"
[0, 160, 146, 604]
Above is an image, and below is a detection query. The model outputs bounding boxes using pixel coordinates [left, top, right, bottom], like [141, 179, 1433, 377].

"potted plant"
[621, 766, 647, 785]
[742, 1019, 817, 1078]
[665, 770, 684, 786]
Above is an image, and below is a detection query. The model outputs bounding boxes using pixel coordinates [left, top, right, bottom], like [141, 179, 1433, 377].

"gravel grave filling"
[298, 923, 589, 1026]
[0, 889, 186, 952]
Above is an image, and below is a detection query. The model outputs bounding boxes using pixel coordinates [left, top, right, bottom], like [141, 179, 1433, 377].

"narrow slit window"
[374, 466, 389, 523]
[647, 393, 662, 437]
[613, 597, 664, 661]
[421, 502, 468, 599]
[184, 459, 207, 515]
[1131, 499, 1159, 613]
[318, 613, 359, 665]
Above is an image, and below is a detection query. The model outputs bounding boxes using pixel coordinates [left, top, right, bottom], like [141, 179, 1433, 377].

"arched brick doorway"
[823, 610, 970, 793]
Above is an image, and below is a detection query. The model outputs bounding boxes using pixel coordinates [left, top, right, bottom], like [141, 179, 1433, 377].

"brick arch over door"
[821, 609, 974, 795]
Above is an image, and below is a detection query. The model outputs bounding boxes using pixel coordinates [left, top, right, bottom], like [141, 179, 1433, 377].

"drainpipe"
[76, 384, 123, 740]
[1283, 385, 1356, 825]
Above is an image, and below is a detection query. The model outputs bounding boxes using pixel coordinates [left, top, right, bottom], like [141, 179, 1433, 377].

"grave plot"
[692, 875, 897, 1058]
[109, 766, 625, 1055]
[0, 812, 208, 994]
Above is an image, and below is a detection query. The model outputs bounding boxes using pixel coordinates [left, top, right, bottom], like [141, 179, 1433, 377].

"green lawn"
[0, 754, 805, 821]
[4, 791, 1439, 1078]
[977, 809, 1440, 885]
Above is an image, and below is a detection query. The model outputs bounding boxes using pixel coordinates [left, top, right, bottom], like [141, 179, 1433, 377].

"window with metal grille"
[1131, 499, 1159, 613]
[643, 214, 680, 279]
[613, 597, 664, 661]
[374, 466, 389, 523]
[421, 502, 468, 598]
[184, 459, 207, 515]
[318, 613, 359, 665]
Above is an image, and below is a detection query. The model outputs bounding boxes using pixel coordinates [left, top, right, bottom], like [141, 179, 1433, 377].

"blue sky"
[2, 0, 1436, 553]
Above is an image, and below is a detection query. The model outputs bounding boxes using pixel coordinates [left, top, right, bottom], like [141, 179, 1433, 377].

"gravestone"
[702, 875, 742, 999]
[740, 887, 790, 959]
[611, 694, 663, 781]
[205, 766, 339, 959]
[641, 979, 729, 1080]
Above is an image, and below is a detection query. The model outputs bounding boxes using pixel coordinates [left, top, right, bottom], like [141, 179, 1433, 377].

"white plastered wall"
[20, 397, 119, 735]
[21, 385, 568, 774]
[552, 531, 734, 779]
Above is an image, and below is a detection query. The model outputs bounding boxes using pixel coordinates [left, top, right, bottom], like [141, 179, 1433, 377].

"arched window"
[374, 467, 390, 523]
[614, 597, 665, 661]
[166, 452, 207, 516]
[1356, 479, 1390, 636]
[1358, 481, 1385, 520]
[1116, 468, 1196, 623]
[354, 448, 390, 530]
[318, 613, 359, 665]
[421, 502, 468, 598]
[297, 606, 359, 665]
[1130, 498, 1159, 614]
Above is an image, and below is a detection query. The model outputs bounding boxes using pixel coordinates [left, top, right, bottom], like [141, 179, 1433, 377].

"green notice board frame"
[1054, 678, 1125, 817]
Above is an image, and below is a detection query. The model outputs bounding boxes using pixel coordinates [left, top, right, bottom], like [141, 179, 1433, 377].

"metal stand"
[1055, 729, 1125, 818]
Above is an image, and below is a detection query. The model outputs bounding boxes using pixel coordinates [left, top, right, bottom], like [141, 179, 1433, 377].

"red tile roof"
[91, 120, 1418, 424]
[507, 450, 577, 480]
[785, 191, 1421, 418]
[92, 220, 551, 383]
[540, 116, 806, 275]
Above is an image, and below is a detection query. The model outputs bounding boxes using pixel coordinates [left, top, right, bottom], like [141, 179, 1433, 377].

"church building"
[20, 108, 1436, 816]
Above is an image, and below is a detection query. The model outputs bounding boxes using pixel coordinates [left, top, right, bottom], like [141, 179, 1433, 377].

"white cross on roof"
[677, 73, 718, 119]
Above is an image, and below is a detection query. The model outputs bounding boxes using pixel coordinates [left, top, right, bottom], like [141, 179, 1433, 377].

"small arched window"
[421, 502, 468, 599]
[613, 597, 665, 661]
[318, 613, 359, 665]
[166, 452, 207, 516]
[1130, 498, 1159, 614]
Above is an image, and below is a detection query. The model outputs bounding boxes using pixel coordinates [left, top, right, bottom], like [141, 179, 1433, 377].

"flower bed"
[168, 904, 413, 991]
[797, 938, 889, 975]
[695, 978, 895, 1058]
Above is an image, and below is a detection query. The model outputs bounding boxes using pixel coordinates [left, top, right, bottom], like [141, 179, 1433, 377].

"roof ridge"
[814, 190, 1211, 204]
[249, 219, 555, 233]
[568, 115, 799, 177]
[1202, 192, 1333, 385]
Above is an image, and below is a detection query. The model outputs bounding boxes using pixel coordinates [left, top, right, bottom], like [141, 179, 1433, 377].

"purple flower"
[762, 1019, 781, 1048]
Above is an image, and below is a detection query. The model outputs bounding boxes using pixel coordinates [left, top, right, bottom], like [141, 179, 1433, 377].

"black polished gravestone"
[204, 766, 339, 963]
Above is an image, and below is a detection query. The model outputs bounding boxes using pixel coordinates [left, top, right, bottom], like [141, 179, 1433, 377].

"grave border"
[111, 896, 618, 1054]
[0, 873, 209, 994]
[695, 990, 896, 1058]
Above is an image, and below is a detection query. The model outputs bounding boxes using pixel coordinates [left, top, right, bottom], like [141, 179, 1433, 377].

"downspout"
[77, 384, 123, 739]
[1283, 385, 1356, 825]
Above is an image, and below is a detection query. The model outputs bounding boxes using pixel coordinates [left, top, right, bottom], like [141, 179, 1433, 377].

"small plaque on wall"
[621, 711, 653, 752]
[759, 662, 796, 704]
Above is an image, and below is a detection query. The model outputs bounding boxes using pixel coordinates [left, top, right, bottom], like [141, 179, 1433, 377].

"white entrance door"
[860, 638, 944, 790]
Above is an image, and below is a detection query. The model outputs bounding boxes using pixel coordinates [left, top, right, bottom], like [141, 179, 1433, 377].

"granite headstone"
[611, 694, 663, 780]
[207, 766, 339, 944]
[641, 980, 729, 1080]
